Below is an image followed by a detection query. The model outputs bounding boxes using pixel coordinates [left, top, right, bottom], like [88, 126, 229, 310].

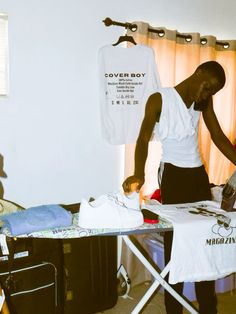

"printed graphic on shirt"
[105, 72, 146, 106]
[184, 204, 236, 242]
[186, 207, 236, 238]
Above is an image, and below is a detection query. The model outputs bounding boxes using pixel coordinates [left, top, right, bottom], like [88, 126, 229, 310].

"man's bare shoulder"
[149, 92, 162, 102]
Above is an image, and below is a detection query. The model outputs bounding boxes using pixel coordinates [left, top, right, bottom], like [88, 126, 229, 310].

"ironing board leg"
[122, 235, 198, 314]
[117, 235, 123, 269]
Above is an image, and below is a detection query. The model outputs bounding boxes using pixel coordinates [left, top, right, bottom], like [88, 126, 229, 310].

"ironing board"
[0, 212, 198, 314]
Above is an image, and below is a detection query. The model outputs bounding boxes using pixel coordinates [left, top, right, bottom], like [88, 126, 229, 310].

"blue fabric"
[2, 204, 72, 236]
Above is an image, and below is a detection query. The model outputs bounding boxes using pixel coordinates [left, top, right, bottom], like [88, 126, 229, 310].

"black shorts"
[159, 162, 211, 204]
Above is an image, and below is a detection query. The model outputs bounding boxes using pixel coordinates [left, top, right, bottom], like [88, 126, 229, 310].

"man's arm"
[123, 93, 162, 193]
[202, 98, 236, 165]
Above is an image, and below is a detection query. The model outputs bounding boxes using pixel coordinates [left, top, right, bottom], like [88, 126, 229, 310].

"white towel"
[143, 200, 236, 284]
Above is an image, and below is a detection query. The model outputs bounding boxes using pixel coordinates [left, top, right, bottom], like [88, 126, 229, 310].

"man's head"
[196, 61, 226, 90]
[192, 61, 226, 111]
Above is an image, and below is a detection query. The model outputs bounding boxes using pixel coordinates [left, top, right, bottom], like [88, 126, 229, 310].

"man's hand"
[122, 175, 144, 195]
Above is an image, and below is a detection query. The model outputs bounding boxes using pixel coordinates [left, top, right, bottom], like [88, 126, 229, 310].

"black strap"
[2, 237, 16, 292]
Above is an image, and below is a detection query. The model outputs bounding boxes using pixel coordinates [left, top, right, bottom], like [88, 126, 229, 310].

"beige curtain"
[126, 22, 236, 194]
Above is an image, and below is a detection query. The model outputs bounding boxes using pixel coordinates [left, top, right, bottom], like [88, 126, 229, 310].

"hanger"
[112, 32, 137, 46]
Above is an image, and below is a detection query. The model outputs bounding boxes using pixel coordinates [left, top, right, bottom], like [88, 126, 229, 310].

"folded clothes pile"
[1, 204, 72, 236]
[78, 191, 143, 229]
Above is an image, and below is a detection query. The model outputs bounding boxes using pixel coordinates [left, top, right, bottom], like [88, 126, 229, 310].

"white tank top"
[154, 87, 202, 168]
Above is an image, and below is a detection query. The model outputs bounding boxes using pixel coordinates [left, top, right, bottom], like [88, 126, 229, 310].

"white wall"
[0, 0, 236, 207]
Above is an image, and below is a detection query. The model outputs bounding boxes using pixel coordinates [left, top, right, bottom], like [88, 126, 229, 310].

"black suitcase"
[0, 237, 64, 314]
[63, 236, 118, 314]
[0, 261, 59, 314]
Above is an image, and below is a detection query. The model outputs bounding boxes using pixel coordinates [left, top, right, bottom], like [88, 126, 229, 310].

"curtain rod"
[103, 17, 137, 32]
[103, 17, 229, 48]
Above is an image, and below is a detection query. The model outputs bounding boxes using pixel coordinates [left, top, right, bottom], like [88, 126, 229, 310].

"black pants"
[159, 163, 218, 314]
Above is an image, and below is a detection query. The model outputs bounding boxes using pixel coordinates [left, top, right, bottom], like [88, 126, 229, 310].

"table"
[1, 213, 198, 314]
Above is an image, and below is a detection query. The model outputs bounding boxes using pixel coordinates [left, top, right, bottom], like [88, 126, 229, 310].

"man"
[123, 61, 236, 314]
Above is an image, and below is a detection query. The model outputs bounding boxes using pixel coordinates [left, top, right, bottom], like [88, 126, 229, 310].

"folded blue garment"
[2, 204, 72, 236]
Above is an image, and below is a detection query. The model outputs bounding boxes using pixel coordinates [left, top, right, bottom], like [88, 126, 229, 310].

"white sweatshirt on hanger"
[98, 44, 161, 145]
